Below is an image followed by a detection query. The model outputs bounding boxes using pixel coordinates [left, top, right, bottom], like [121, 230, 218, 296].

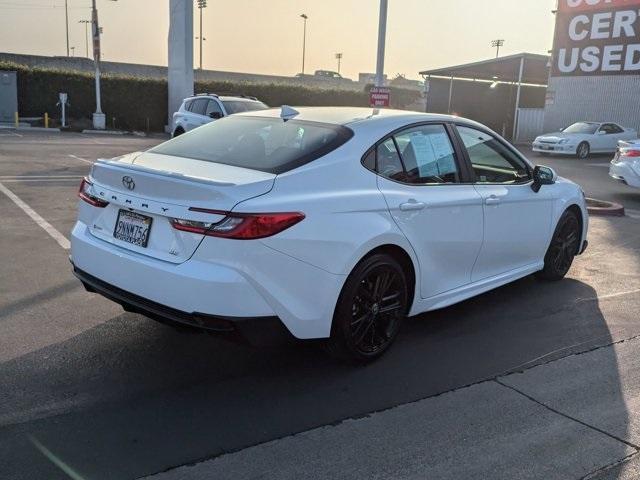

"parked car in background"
[610, 139, 640, 189]
[72, 107, 588, 362]
[172, 93, 268, 137]
[533, 122, 637, 159]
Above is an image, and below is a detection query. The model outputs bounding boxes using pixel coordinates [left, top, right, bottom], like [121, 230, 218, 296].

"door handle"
[399, 200, 426, 211]
[485, 195, 500, 206]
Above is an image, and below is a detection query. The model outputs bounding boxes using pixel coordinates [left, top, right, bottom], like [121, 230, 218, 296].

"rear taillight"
[78, 177, 109, 208]
[620, 149, 640, 158]
[171, 211, 304, 240]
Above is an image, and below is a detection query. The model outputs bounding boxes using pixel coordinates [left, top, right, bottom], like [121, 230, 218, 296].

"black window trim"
[360, 120, 474, 187]
[452, 121, 534, 186]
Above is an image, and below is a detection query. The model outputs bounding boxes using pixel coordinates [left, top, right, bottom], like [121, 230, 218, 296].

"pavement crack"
[580, 451, 640, 479]
[494, 378, 640, 451]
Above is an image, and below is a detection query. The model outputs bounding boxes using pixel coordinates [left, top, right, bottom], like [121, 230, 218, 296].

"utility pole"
[375, 0, 388, 87]
[491, 39, 505, 58]
[335, 53, 343, 74]
[79, 20, 92, 58]
[65, 0, 70, 56]
[197, 0, 207, 70]
[300, 13, 308, 74]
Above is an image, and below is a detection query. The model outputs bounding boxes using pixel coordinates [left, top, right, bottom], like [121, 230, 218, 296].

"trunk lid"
[85, 151, 275, 263]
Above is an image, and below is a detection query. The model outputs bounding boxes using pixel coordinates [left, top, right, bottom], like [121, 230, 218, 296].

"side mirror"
[209, 111, 223, 119]
[532, 165, 557, 193]
[597, 130, 606, 135]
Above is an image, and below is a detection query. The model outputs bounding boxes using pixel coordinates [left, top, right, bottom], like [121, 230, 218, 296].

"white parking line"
[68, 154, 93, 164]
[0, 182, 71, 250]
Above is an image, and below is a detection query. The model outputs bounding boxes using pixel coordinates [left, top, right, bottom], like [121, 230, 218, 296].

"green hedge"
[1, 61, 421, 132]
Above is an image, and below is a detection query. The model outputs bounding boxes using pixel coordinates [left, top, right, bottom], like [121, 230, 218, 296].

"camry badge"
[122, 176, 135, 190]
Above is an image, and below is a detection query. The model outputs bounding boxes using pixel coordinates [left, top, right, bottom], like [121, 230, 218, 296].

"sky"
[0, 0, 557, 80]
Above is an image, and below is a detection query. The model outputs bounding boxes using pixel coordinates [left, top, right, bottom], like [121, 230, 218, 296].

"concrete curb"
[0, 126, 62, 132]
[586, 198, 625, 217]
[81, 129, 127, 135]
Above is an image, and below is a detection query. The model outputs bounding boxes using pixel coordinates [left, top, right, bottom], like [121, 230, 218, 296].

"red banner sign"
[369, 87, 390, 107]
[558, 0, 640, 13]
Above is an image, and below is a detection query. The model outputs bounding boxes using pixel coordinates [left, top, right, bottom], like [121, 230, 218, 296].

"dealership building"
[421, 0, 640, 142]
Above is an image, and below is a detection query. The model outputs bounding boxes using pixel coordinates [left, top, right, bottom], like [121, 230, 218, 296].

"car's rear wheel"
[536, 210, 581, 281]
[326, 254, 408, 362]
[576, 142, 590, 159]
[173, 127, 185, 137]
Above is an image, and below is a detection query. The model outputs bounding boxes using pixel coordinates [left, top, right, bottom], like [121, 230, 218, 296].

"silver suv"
[172, 94, 268, 137]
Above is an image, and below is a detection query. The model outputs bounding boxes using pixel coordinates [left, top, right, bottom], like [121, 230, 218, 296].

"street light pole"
[79, 20, 91, 58]
[300, 13, 308, 74]
[335, 53, 343, 74]
[491, 39, 505, 58]
[375, 0, 388, 87]
[65, 0, 70, 56]
[197, 0, 207, 70]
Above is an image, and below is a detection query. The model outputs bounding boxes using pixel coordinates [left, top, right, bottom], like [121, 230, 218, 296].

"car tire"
[173, 127, 185, 137]
[576, 142, 590, 159]
[536, 210, 581, 281]
[326, 253, 408, 363]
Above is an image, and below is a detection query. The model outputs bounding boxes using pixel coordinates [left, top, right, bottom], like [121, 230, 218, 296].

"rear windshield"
[222, 100, 268, 114]
[150, 116, 353, 174]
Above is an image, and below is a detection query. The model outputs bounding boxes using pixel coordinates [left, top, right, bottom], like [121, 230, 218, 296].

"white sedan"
[533, 122, 637, 159]
[71, 107, 588, 361]
[610, 139, 640, 189]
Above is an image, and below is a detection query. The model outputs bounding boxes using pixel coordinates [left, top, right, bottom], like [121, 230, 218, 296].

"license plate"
[540, 145, 551, 150]
[114, 210, 152, 248]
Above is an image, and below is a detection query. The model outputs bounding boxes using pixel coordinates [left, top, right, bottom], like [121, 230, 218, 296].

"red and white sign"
[369, 87, 390, 107]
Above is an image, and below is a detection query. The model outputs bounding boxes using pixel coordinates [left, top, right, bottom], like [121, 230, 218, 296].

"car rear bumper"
[70, 221, 343, 340]
[72, 265, 293, 345]
[610, 161, 640, 189]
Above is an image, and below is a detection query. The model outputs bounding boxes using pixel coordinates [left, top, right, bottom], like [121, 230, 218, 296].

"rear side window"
[370, 124, 460, 185]
[149, 116, 353, 174]
[223, 100, 269, 114]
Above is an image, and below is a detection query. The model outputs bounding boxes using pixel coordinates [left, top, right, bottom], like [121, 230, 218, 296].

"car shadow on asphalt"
[1, 218, 637, 479]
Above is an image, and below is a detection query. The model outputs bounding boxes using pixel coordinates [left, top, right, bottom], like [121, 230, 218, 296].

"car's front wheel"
[326, 254, 408, 362]
[536, 209, 581, 281]
[576, 142, 590, 159]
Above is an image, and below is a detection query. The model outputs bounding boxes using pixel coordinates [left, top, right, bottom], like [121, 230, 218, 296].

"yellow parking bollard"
[44, 112, 49, 129]
[14, 112, 19, 129]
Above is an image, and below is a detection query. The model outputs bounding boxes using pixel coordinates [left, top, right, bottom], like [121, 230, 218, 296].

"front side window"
[600, 123, 623, 134]
[149, 116, 353, 174]
[189, 98, 208, 116]
[205, 100, 223, 117]
[457, 126, 530, 184]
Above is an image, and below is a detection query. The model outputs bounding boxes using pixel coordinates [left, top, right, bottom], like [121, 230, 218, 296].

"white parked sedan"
[71, 107, 589, 361]
[610, 139, 640, 189]
[533, 122, 637, 159]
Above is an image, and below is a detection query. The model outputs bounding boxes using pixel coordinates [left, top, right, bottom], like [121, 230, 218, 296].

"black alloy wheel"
[327, 254, 408, 362]
[537, 210, 581, 281]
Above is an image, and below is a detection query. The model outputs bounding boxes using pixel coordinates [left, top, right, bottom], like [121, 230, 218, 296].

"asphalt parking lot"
[1, 130, 640, 479]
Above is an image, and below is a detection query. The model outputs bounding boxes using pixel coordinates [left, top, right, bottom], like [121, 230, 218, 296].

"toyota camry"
[71, 107, 589, 361]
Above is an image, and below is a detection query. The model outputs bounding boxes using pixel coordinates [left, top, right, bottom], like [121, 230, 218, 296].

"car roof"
[237, 106, 476, 129]
[185, 95, 262, 102]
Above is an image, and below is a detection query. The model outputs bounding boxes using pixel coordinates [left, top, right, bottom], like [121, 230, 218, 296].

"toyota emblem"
[122, 176, 135, 190]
